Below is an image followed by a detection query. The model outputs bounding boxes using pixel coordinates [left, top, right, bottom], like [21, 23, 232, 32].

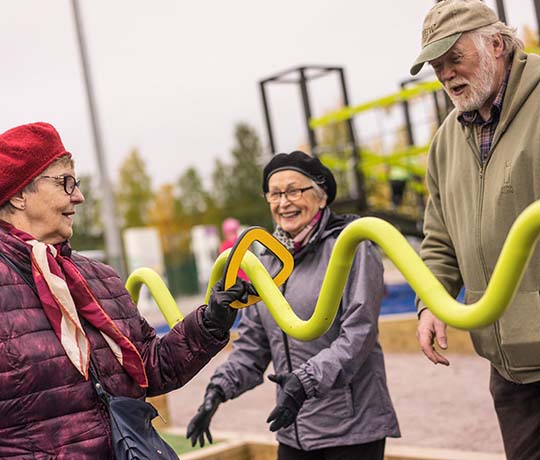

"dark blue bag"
[91, 370, 178, 460]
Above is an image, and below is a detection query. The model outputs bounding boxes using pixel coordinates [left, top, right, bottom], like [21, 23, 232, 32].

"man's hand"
[416, 309, 450, 365]
[266, 373, 307, 432]
[186, 385, 225, 448]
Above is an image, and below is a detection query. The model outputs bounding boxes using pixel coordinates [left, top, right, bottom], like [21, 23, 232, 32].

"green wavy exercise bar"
[126, 200, 540, 340]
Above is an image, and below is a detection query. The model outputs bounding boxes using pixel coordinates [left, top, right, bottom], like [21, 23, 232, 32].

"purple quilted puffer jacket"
[0, 229, 227, 459]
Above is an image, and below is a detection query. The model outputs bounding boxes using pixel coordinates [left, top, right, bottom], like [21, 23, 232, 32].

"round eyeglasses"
[38, 175, 81, 195]
[265, 186, 314, 203]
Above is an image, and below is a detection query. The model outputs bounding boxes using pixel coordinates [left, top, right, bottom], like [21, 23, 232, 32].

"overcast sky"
[1, 0, 536, 189]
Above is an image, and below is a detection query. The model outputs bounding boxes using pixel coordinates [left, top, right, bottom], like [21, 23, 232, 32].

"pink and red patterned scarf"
[6, 224, 148, 388]
[273, 210, 322, 254]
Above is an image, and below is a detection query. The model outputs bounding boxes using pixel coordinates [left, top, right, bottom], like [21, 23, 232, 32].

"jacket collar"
[452, 51, 540, 154]
[292, 208, 357, 261]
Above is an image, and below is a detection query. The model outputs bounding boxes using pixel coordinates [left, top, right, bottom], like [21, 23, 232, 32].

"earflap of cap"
[410, 32, 462, 75]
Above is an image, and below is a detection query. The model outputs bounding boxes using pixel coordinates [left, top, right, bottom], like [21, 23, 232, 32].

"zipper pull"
[94, 382, 108, 401]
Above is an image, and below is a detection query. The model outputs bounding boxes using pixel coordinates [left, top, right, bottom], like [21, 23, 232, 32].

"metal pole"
[259, 81, 277, 154]
[399, 80, 425, 219]
[400, 81, 416, 146]
[494, 0, 507, 23]
[338, 68, 367, 209]
[432, 91, 443, 126]
[534, 0, 540, 46]
[298, 68, 318, 153]
[71, 0, 126, 279]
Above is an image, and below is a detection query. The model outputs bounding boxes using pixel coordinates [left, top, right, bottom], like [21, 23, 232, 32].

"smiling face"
[267, 170, 327, 238]
[14, 158, 85, 244]
[429, 32, 505, 119]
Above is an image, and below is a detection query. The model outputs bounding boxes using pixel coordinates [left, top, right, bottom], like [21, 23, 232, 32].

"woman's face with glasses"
[20, 161, 85, 244]
[267, 170, 327, 237]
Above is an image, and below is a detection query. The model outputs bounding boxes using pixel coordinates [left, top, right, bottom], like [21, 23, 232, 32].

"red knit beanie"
[0, 122, 71, 205]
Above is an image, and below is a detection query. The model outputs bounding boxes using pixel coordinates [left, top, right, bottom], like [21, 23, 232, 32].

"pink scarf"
[293, 210, 322, 252]
[9, 225, 148, 388]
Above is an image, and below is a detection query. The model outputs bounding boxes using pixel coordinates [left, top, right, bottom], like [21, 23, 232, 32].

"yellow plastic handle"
[126, 200, 540, 339]
[221, 226, 293, 308]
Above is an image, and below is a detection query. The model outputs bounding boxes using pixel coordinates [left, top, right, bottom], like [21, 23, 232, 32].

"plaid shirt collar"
[458, 64, 512, 126]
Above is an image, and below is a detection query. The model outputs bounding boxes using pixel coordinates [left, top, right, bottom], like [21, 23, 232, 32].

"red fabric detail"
[293, 210, 322, 252]
[0, 122, 71, 205]
[60, 256, 148, 387]
[219, 239, 248, 281]
[10, 225, 148, 388]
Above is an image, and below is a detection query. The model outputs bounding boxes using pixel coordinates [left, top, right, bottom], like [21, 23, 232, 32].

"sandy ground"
[163, 327, 504, 455]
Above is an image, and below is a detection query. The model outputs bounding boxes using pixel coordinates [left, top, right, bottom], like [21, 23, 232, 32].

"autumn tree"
[211, 158, 230, 209]
[71, 174, 104, 251]
[116, 149, 154, 228]
[148, 183, 178, 250]
[523, 24, 539, 50]
[177, 167, 213, 217]
[216, 123, 272, 229]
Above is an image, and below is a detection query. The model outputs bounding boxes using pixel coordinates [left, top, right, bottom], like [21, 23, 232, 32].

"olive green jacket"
[420, 50, 540, 383]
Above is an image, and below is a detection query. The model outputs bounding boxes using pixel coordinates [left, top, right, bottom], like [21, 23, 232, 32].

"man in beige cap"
[412, 1, 540, 458]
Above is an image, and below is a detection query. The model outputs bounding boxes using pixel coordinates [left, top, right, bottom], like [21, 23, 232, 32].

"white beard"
[446, 49, 497, 114]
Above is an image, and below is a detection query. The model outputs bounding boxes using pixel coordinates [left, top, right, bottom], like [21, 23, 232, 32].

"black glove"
[266, 372, 307, 432]
[186, 385, 225, 447]
[203, 279, 256, 339]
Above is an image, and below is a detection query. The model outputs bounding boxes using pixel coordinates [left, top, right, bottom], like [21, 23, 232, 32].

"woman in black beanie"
[188, 150, 400, 460]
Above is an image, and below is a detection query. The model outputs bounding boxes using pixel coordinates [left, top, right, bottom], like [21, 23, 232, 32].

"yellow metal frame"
[126, 267, 184, 326]
[310, 81, 443, 128]
[126, 200, 540, 338]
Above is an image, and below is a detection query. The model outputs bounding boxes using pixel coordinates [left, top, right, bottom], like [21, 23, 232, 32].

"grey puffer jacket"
[210, 208, 400, 450]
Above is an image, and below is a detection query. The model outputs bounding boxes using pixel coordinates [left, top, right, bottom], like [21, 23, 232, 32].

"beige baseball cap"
[410, 0, 499, 75]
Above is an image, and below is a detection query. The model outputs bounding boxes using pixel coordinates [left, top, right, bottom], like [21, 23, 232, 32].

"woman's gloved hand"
[186, 384, 225, 447]
[203, 279, 256, 339]
[266, 372, 307, 432]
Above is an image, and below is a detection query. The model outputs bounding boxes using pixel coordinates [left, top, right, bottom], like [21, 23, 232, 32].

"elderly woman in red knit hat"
[188, 151, 400, 460]
[0, 122, 249, 459]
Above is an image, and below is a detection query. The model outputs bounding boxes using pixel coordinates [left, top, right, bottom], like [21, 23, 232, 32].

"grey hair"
[468, 22, 524, 59]
[0, 201, 17, 217]
[0, 182, 37, 217]
[308, 178, 328, 202]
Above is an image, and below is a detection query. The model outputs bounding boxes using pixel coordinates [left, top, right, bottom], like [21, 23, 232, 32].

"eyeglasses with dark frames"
[265, 186, 314, 203]
[38, 175, 81, 195]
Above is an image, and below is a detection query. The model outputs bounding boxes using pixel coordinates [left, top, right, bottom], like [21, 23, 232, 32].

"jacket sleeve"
[208, 304, 272, 400]
[416, 135, 463, 313]
[139, 306, 229, 397]
[294, 241, 384, 398]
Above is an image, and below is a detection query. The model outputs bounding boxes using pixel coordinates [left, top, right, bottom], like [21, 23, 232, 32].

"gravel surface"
[167, 348, 504, 454]
[154, 284, 505, 455]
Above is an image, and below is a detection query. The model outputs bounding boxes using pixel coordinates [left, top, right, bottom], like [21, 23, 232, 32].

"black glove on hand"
[203, 279, 256, 339]
[186, 385, 225, 447]
[266, 372, 307, 432]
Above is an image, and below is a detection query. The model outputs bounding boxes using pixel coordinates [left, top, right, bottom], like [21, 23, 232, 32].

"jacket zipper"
[477, 157, 513, 379]
[279, 281, 304, 451]
[476, 166, 489, 280]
